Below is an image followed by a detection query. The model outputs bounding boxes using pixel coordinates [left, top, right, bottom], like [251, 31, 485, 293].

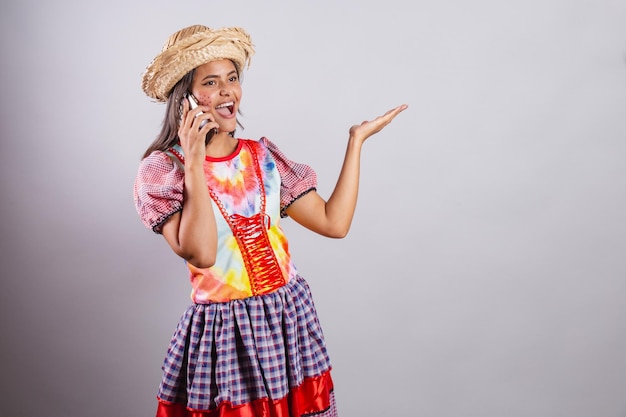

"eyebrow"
[201, 70, 238, 83]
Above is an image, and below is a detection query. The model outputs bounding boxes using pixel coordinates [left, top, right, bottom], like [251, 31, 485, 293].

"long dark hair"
[142, 70, 195, 159]
[142, 62, 245, 159]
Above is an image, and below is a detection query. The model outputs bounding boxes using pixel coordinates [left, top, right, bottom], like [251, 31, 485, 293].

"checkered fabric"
[134, 137, 316, 232]
[157, 274, 334, 412]
[319, 390, 339, 417]
[134, 151, 184, 233]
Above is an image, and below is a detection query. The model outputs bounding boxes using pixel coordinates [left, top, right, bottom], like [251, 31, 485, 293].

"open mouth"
[215, 101, 235, 117]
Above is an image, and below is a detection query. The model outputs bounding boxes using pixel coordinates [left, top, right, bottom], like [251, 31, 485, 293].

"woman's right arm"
[161, 99, 220, 268]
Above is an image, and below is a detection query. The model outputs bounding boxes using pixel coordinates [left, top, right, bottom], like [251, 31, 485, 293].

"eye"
[203, 80, 216, 86]
[229, 75, 239, 82]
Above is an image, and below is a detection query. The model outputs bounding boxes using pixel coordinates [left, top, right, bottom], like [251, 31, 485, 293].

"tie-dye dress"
[134, 137, 338, 417]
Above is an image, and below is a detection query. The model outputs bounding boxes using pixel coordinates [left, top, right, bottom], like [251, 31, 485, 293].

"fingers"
[178, 104, 219, 158]
[194, 111, 219, 133]
[348, 104, 408, 141]
[382, 104, 408, 120]
[370, 104, 408, 127]
[373, 104, 408, 127]
[185, 107, 216, 130]
[180, 105, 219, 136]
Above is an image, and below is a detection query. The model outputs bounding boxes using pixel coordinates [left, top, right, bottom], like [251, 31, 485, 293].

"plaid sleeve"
[133, 151, 184, 233]
[260, 137, 317, 217]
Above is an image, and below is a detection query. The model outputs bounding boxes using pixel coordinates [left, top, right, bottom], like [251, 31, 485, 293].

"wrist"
[347, 134, 365, 150]
[184, 157, 205, 172]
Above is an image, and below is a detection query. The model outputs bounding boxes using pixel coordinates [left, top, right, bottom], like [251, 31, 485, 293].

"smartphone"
[185, 93, 215, 144]
[185, 93, 208, 128]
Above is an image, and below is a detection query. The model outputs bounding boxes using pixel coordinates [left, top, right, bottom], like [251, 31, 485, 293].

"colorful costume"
[134, 137, 337, 417]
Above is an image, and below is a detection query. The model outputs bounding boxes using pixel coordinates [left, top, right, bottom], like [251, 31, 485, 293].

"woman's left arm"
[285, 104, 407, 238]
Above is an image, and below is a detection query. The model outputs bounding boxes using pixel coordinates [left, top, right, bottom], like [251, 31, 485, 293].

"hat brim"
[142, 26, 254, 102]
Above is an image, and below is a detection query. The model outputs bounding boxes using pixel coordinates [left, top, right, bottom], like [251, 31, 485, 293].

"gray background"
[1, 0, 625, 416]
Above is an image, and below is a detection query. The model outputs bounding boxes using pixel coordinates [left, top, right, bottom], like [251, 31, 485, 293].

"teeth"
[216, 102, 234, 109]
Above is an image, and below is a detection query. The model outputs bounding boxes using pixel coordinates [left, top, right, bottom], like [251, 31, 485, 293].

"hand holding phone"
[185, 93, 216, 144]
[186, 93, 209, 128]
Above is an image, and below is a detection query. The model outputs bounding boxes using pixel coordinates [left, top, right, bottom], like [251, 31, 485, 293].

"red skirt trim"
[156, 370, 334, 417]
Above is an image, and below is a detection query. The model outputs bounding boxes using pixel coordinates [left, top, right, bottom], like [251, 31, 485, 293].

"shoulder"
[238, 137, 274, 151]
[135, 150, 184, 185]
[137, 150, 179, 174]
[237, 137, 279, 164]
[254, 137, 292, 163]
[138, 150, 175, 171]
[257, 136, 279, 152]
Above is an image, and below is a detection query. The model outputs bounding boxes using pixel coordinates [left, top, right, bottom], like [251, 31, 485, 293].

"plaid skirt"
[155, 274, 338, 417]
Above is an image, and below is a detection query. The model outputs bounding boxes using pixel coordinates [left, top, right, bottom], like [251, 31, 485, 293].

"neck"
[205, 132, 238, 158]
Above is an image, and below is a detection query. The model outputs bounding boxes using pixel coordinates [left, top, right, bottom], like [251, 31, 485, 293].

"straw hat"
[142, 25, 255, 102]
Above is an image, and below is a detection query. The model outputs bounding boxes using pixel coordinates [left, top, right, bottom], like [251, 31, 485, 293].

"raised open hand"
[349, 104, 408, 144]
[177, 96, 219, 161]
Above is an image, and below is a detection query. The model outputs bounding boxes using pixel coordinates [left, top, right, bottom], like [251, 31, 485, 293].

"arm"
[286, 104, 408, 238]
[161, 99, 221, 268]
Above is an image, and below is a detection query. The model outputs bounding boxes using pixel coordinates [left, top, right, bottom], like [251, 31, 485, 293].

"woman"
[134, 24, 406, 417]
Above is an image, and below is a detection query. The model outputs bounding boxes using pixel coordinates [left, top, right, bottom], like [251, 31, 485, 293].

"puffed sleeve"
[133, 151, 184, 233]
[260, 137, 317, 217]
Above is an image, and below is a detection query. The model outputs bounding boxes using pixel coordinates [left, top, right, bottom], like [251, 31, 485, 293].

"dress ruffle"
[156, 275, 335, 415]
[156, 372, 336, 417]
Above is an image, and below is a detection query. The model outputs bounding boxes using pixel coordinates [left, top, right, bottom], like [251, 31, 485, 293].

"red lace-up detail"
[169, 142, 286, 296]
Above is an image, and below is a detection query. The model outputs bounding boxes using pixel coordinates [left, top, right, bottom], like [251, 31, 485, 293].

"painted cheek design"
[197, 94, 213, 107]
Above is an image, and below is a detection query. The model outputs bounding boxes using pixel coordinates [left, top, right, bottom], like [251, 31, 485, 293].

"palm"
[349, 104, 408, 142]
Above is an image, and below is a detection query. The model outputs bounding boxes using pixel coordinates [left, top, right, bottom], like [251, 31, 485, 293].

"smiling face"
[190, 59, 242, 134]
